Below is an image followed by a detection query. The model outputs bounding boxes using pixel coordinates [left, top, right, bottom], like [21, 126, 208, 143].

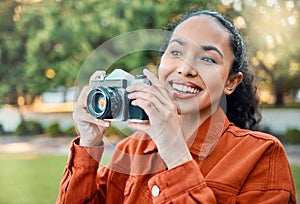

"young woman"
[57, 10, 296, 203]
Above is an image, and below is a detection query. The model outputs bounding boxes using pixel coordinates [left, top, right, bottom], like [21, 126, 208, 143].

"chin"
[176, 100, 201, 115]
[178, 100, 217, 119]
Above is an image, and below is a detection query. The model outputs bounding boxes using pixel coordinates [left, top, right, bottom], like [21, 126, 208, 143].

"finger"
[142, 70, 182, 114]
[143, 69, 173, 98]
[73, 104, 110, 127]
[128, 83, 173, 107]
[74, 86, 110, 127]
[89, 70, 106, 87]
[130, 96, 174, 126]
[126, 81, 150, 93]
[127, 121, 150, 132]
[130, 88, 181, 117]
[143, 69, 162, 87]
[126, 69, 169, 97]
[130, 94, 161, 114]
[128, 69, 181, 114]
[129, 89, 169, 111]
[76, 86, 91, 107]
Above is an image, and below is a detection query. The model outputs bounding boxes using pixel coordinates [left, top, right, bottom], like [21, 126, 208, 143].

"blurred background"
[0, 0, 299, 203]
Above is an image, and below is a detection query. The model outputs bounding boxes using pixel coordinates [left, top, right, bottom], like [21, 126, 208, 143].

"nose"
[176, 59, 198, 78]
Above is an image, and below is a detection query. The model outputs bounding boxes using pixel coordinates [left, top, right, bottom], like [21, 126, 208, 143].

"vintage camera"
[87, 69, 149, 123]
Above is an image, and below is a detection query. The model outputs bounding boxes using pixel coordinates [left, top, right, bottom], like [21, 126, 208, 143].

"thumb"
[127, 122, 150, 132]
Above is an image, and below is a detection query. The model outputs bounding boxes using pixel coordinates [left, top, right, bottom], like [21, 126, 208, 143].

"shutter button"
[151, 185, 160, 197]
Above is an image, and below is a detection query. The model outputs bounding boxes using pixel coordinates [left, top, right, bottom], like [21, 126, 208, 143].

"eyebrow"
[201, 45, 224, 59]
[169, 38, 224, 59]
[169, 38, 186, 45]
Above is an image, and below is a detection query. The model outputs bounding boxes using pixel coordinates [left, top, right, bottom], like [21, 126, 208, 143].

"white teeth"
[183, 86, 188, 92]
[172, 83, 200, 94]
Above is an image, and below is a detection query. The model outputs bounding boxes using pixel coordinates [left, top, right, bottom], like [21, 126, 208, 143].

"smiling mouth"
[170, 81, 202, 95]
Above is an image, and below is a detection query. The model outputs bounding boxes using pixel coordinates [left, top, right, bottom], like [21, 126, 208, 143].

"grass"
[0, 153, 67, 204]
[0, 152, 111, 204]
[291, 165, 300, 202]
[0, 153, 299, 203]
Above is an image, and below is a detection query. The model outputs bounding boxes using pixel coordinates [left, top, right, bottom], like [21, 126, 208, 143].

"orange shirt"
[57, 109, 296, 203]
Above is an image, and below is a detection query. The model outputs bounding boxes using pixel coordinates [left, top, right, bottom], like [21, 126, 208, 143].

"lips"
[169, 80, 203, 98]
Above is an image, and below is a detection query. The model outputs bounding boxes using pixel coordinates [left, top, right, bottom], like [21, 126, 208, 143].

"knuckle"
[142, 100, 150, 107]
[144, 93, 152, 99]
[165, 109, 172, 118]
[143, 100, 152, 108]
[148, 86, 156, 92]
[170, 104, 177, 112]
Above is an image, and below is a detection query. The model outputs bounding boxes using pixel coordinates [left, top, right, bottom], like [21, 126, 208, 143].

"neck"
[180, 107, 219, 141]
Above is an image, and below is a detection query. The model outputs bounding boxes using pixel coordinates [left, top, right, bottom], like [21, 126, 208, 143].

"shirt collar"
[187, 108, 230, 159]
[143, 108, 230, 159]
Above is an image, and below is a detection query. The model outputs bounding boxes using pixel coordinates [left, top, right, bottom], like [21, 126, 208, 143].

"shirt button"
[151, 185, 160, 197]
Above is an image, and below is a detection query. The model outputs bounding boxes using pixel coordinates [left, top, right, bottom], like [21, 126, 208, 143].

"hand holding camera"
[75, 68, 191, 167]
[73, 71, 110, 147]
[74, 69, 150, 146]
[87, 69, 149, 123]
[126, 69, 192, 169]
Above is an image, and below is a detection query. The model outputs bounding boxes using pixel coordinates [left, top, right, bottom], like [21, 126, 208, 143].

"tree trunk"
[274, 77, 284, 106]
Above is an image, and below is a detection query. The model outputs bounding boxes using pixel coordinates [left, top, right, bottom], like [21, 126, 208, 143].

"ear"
[224, 72, 243, 95]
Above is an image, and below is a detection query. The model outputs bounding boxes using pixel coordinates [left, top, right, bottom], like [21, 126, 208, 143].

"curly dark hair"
[161, 10, 261, 130]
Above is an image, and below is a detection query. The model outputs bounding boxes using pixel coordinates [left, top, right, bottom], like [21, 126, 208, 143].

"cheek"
[158, 54, 172, 81]
[200, 67, 227, 98]
[158, 66, 169, 81]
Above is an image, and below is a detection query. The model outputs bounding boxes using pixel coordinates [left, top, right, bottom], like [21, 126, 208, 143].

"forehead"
[172, 15, 231, 48]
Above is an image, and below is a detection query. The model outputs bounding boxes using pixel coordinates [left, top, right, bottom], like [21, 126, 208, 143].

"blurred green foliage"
[284, 129, 300, 144]
[45, 122, 62, 137]
[0, 0, 219, 105]
[105, 125, 136, 139]
[14, 120, 44, 136]
[64, 125, 78, 137]
[0, 0, 300, 106]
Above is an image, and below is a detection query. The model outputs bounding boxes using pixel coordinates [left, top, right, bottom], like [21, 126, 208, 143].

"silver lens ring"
[87, 87, 111, 119]
[87, 87, 121, 119]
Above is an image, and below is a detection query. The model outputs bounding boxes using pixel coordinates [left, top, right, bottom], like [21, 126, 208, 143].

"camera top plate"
[90, 79, 128, 88]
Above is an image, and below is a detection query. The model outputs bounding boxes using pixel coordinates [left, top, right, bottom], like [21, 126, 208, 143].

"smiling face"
[159, 15, 237, 118]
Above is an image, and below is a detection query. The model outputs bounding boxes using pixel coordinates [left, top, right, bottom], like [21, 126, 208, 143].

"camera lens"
[87, 87, 121, 119]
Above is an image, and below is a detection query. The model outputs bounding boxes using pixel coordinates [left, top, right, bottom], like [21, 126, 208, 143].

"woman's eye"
[170, 50, 182, 56]
[201, 56, 216, 64]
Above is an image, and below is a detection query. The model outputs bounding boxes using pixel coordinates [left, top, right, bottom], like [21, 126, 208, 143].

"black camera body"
[87, 69, 149, 123]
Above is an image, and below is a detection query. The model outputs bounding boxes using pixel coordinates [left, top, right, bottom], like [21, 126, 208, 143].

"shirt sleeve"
[148, 160, 217, 204]
[56, 137, 106, 204]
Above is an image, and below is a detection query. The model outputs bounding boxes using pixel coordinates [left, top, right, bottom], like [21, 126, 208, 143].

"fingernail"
[99, 120, 109, 127]
[131, 100, 137, 106]
[126, 86, 132, 92]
